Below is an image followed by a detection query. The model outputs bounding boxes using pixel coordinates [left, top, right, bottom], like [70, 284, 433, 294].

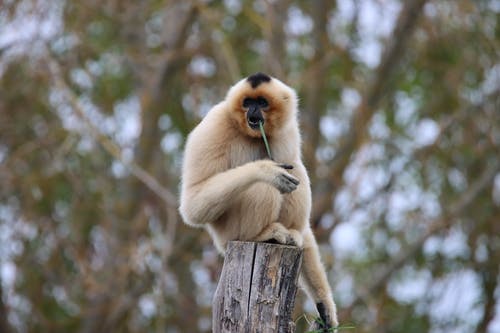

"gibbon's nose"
[247, 106, 264, 129]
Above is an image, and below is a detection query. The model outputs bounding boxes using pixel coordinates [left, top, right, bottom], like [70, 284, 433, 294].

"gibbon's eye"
[257, 96, 269, 108]
[242, 97, 269, 110]
[242, 98, 253, 108]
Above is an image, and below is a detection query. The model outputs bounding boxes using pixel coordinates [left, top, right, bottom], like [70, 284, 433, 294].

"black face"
[243, 97, 269, 130]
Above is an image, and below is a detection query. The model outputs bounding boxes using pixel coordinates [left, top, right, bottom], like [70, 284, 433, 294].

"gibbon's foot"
[310, 302, 338, 332]
[254, 223, 288, 244]
[286, 229, 303, 247]
[253, 223, 302, 247]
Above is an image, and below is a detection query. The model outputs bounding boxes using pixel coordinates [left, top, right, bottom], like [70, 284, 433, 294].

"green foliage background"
[0, 1, 498, 332]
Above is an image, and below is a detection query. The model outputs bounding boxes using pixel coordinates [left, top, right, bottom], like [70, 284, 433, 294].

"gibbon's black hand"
[272, 163, 299, 193]
[274, 174, 299, 194]
[281, 173, 299, 186]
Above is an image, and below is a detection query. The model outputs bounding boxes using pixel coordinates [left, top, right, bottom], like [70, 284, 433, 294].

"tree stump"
[213, 241, 303, 333]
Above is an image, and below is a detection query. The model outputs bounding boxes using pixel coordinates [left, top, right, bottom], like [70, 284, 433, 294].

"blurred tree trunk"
[79, 3, 197, 332]
[264, 0, 288, 78]
[312, 0, 429, 229]
[0, 282, 10, 333]
[302, 0, 334, 183]
[127, 2, 196, 218]
[2, 0, 499, 332]
[475, 214, 500, 333]
[175, 253, 201, 332]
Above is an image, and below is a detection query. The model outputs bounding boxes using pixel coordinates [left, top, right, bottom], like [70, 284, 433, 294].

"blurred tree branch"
[314, 101, 473, 241]
[47, 58, 177, 208]
[0, 280, 10, 333]
[474, 214, 500, 333]
[196, 2, 241, 81]
[134, 1, 197, 170]
[1, 1, 498, 332]
[263, 0, 288, 78]
[302, 0, 333, 177]
[312, 0, 429, 226]
[340, 158, 500, 320]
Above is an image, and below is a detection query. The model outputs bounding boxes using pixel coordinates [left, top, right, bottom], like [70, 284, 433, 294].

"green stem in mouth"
[259, 121, 272, 160]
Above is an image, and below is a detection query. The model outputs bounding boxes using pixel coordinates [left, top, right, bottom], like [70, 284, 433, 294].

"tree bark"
[213, 241, 303, 333]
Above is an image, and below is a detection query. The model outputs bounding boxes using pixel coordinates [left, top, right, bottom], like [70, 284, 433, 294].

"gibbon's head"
[225, 72, 298, 138]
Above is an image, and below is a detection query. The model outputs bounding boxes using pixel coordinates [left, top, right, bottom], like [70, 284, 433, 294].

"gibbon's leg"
[300, 228, 338, 328]
[252, 223, 303, 247]
[180, 160, 299, 227]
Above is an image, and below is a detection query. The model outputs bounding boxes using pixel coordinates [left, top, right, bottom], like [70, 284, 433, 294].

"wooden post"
[213, 241, 303, 333]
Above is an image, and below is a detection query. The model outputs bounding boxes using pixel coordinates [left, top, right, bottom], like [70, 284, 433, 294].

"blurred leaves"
[0, 0, 499, 333]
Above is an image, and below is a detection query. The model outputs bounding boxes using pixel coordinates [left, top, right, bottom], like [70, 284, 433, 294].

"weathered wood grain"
[213, 241, 303, 333]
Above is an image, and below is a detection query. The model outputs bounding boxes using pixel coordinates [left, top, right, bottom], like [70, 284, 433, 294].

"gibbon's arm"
[179, 160, 299, 227]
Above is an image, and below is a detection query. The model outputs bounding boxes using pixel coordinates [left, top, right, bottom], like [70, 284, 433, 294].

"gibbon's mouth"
[248, 120, 261, 130]
[246, 109, 264, 130]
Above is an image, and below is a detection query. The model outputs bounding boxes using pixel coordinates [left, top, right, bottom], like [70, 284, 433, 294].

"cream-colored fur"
[179, 74, 338, 327]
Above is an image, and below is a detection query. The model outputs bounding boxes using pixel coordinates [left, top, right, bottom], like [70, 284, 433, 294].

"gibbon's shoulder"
[188, 102, 226, 137]
[184, 102, 233, 152]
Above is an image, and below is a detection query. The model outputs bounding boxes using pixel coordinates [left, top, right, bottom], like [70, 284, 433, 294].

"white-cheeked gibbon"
[179, 73, 338, 329]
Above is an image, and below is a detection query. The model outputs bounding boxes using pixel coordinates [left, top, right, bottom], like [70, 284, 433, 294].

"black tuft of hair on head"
[247, 72, 271, 88]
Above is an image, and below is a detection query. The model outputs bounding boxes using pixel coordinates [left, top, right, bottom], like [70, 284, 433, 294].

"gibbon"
[179, 73, 338, 329]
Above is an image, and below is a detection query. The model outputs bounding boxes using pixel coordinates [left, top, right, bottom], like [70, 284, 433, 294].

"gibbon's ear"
[224, 73, 299, 138]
